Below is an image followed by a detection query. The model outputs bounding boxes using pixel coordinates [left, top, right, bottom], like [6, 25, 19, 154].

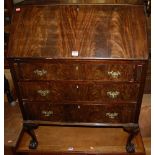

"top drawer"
[15, 62, 143, 82]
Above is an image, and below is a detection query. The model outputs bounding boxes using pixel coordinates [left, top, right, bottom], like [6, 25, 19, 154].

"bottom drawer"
[24, 102, 136, 123]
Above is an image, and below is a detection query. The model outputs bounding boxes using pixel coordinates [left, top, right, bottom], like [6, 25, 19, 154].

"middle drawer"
[19, 82, 140, 102]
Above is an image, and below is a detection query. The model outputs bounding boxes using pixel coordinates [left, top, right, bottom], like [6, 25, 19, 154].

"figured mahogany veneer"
[15, 62, 143, 81]
[19, 82, 140, 102]
[7, 2, 149, 153]
[24, 102, 135, 123]
[23, 0, 144, 5]
[8, 5, 148, 59]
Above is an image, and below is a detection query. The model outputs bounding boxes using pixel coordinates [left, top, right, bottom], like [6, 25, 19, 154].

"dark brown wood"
[4, 0, 14, 68]
[8, 62, 27, 120]
[19, 81, 140, 102]
[23, 120, 139, 128]
[4, 75, 15, 105]
[8, 5, 148, 59]
[134, 62, 148, 123]
[123, 126, 140, 153]
[22, 0, 144, 5]
[144, 0, 151, 17]
[15, 62, 143, 82]
[7, 2, 148, 154]
[24, 102, 135, 123]
[144, 59, 151, 93]
[16, 152, 146, 155]
[16, 126, 145, 155]
[4, 0, 14, 16]
[23, 123, 39, 149]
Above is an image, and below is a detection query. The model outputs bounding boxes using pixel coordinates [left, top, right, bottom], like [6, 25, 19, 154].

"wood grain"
[8, 5, 148, 59]
[19, 82, 140, 102]
[6, 2, 149, 154]
[15, 62, 143, 82]
[24, 102, 135, 123]
[16, 126, 145, 155]
[23, 0, 144, 5]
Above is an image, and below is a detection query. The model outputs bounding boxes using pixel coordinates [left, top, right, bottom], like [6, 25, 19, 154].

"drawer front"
[87, 83, 140, 102]
[17, 63, 82, 80]
[16, 62, 143, 81]
[19, 82, 140, 102]
[19, 82, 52, 101]
[24, 103, 135, 123]
[84, 63, 142, 81]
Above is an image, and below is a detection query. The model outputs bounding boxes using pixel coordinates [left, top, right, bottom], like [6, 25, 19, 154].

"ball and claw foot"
[29, 139, 38, 149]
[126, 143, 135, 153]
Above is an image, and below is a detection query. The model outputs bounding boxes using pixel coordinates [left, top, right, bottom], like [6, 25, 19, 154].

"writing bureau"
[7, 1, 149, 153]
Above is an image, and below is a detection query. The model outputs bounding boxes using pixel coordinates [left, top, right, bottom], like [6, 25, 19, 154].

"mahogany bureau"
[7, 0, 149, 154]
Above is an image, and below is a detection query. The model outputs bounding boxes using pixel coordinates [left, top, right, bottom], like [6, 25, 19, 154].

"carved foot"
[23, 123, 39, 149]
[123, 126, 139, 153]
[126, 142, 135, 153]
[29, 139, 38, 149]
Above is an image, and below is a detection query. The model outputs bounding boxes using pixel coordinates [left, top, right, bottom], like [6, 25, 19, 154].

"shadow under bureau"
[7, 1, 149, 154]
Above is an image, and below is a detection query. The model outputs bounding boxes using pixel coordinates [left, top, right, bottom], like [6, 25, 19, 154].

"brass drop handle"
[106, 112, 118, 119]
[42, 110, 53, 117]
[108, 71, 121, 79]
[34, 69, 47, 76]
[37, 90, 50, 97]
[107, 91, 120, 99]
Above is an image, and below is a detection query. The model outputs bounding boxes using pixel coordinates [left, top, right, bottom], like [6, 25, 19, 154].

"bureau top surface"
[23, 0, 144, 5]
[8, 4, 148, 59]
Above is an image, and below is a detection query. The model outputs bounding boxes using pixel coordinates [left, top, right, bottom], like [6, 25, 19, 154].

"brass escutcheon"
[107, 91, 120, 99]
[108, 71, 121, 79]
[106, 112, 118, 119]
[42, 110, 53, 117]
[37, 90, 50, 97]
[34, 69, 47, 76]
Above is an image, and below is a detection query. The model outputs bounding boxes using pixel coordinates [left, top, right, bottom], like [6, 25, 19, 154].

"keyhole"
[49, 103, 52, 107]
[77, 6, 79, 12]
[78, 105, 80, 109]
[76, 66, 79, 71]
[76, 85, 79, 89]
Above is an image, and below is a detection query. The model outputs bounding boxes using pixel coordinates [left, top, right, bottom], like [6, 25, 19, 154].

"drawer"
[19, 82, 140, 102]
[87, 83, 140, 102]
[15, 62, 143, 81]
[16, 63, 82, 80]
[19, 82, 52, 101]
[84, 63, 142, 81]
[24, 102, 135, 123]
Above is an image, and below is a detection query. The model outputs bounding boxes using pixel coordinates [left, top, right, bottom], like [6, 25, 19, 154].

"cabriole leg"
[23, 123, 39, 149]
[123, 126, 139, 153]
